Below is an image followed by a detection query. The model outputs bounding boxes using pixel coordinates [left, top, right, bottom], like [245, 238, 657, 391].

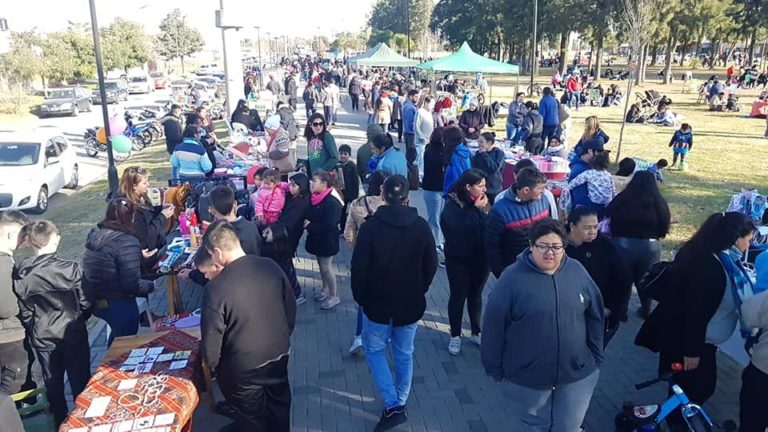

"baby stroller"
[727, 189, 768, 263]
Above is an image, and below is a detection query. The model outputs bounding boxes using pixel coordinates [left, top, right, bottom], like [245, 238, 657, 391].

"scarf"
[719, 246, 756, 337]
[311, 187, 333, 206]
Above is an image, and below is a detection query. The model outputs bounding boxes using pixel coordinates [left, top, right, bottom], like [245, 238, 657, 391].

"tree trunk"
[180, 56, 186, 74]
[594, 31, 604, 81]
[649, 45, 659, 66]
[587, 41, 594, 74]
[679, 36, 689, 66]
[761, 39, 768, 71]
[558, 31, 568, 75]
[747, 28, 757, 65]
[663, 33, 677, 85]
[635, 44, 644, 86]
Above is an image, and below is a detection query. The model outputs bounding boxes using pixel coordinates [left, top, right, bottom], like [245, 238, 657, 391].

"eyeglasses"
[127, 167, 147, 174]
[532, 243, 565, 254]
[311, 122, 324, 127]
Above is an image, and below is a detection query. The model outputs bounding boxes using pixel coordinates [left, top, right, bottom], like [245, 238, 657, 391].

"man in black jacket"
[284, 74, 298, 111]
[351, 175, 437, 432]
[202, 220, 296, 432]
[13, 221, 90, 427]
[162, 104, 184, 155]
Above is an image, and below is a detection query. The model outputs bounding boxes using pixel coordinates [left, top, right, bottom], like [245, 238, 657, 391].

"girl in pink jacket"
[252, 169, 286, 226]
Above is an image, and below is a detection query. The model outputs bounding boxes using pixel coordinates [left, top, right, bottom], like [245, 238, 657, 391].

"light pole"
[256, 26, 263, 88]
[88, 0, 118, 195]
[530, 0, 538, 95]
[405, 0, 411, 58]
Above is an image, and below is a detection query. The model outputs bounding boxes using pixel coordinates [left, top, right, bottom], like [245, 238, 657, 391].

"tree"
[368, 30, 394, 48]
[0, 31, 44, 86]
[369, 0, 433, 41]
[330, 31, 368, 52]
[617, 0, 656, 162]
[102, 18, 150, 73]
[155, 9, 204, 74]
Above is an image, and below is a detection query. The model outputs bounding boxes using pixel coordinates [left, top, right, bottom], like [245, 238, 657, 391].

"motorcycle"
[83, 127, 131, 162]
[122, 116, 160, 152]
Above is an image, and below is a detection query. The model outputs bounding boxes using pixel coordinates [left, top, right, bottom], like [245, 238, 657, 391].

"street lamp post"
[88, 0, 118, 195]
[405, 0, 411, 58]
[530, 0, 538, 95]
[256, 26, 263, 88]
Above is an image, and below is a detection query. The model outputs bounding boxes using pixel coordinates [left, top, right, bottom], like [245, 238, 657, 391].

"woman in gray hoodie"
[481, 218, 604, 431]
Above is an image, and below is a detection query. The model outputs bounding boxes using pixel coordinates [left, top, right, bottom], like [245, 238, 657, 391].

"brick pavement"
[82, 93, 743, 431]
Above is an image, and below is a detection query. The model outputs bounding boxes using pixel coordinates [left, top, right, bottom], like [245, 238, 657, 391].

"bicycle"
[615, 363, 737, 432]
[527, 83, 542, 97]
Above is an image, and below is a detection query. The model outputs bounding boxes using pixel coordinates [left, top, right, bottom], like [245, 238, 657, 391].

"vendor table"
[61, 329, 205, 432]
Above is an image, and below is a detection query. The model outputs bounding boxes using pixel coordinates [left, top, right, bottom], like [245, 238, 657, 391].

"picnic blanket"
[60, 330, 201, 432]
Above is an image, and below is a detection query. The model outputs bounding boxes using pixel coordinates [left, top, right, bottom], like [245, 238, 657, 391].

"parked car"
[92, 80, 129, 105]
[39, 87, 91, 118]
[128, 75, 154, 94]
[150, 71, 170, 89]
[0, 131, 78, 214]
[194, 64, 219, 75]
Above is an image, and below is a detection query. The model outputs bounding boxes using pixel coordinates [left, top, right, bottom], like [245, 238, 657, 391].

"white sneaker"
[469, 333, 481, 347]
[448, 336, 461, 355]
[320, 295, 341, 310]
[314, 288, 329, 302]
[349, 336, 363, 356]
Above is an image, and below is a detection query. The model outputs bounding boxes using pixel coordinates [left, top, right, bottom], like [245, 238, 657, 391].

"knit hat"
[469, 96, 479, 107]
[264, 115, 282, 131]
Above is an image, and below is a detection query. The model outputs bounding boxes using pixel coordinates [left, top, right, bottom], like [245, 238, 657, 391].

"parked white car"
[0, 131, 78, 214]
[128, 74, 154, 94]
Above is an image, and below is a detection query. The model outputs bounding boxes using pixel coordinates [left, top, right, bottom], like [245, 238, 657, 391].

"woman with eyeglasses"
[303, 113, 339, 177]
[82, 199, 156, 346]
[481, 218, 604, 431]
[170, 125, 214, 181]
[441, 169, 490, 356]
[566, 206, 632, 347]
[117, 167, 174, 273]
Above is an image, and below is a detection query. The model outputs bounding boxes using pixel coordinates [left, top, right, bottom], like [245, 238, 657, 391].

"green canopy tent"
[417, 42, 520, 102]
[347, 43, 420, 67]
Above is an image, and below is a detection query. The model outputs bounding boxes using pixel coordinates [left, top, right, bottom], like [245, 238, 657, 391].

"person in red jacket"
[566, 72, 583, 111]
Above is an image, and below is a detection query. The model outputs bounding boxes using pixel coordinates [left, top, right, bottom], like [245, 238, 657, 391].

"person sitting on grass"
[653, 104, 676, 127]
[669, 123, 693, 169]
[13, 221, 91, 428]
[709, 92, 727, 112]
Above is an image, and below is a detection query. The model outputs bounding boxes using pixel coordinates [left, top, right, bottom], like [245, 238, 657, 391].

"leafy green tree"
[369, 0, 433, 40]
[330, 32, 368, 52]
[368, 29, 394, 48]
[0, 31, 44, 85]
[155, 9, 204, 74]
[102, 18, 150, 73]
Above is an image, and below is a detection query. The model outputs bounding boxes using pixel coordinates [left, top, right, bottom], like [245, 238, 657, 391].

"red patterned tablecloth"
[60, 330, 201, 432]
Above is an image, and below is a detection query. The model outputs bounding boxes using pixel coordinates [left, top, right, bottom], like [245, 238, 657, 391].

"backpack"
[638, 261, 675, 302]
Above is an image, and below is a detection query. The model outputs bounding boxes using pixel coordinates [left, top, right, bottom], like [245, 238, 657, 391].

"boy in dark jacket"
[337, 145, 360, 233]
[13, 221, 90, 427]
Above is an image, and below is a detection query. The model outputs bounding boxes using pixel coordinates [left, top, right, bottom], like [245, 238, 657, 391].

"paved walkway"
[84, 91, 742, 431]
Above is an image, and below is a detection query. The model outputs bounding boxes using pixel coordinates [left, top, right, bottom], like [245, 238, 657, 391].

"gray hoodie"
[741, 290, 768, 375]
[0, 253, 24, 343]
[481, 250, 604, 390]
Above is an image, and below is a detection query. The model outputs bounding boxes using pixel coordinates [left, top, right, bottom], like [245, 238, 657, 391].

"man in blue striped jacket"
[170, 125, 213, 180]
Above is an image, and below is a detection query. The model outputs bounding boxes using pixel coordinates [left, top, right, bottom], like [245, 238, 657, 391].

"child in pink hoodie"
[252, 169, 286, 226]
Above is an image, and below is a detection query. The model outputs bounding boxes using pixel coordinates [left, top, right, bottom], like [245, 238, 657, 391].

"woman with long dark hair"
[82, 199, 155, 345]
[422, 127, 446, 253]
[605, 171, 670, 318]
[442, 126, 471, 195]
[303, 112, 340, 176]
[441, 169, 490, 355]
[636, 212, 754, 429]
[270, 173, 311, 304]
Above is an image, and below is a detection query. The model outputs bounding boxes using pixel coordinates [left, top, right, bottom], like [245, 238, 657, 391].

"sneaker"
[374, 406, 407, 432]
[320, 295, 341, 310]
[349, 336, 364, 356]
[469, 333, 481, 347]
[295, 293, 307, 305]
[314, 288, 329, 302]
[448, 336, 461, 355]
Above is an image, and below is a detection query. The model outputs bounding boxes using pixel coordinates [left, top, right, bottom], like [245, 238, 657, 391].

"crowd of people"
[2, 57, 768, 432]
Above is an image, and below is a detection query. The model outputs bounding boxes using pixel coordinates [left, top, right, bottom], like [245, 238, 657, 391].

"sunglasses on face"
[312, 122, 324, 127]
[128, 167, 147, 174]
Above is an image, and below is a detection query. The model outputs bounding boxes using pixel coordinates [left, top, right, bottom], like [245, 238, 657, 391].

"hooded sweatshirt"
[481, 251, 604, 389]
[351, 205, 438, 326]
[443, 143, 472, 195]
[357, 124, 383, 182]
[0, 252, 24, 344]
[13, 254, 89, 350]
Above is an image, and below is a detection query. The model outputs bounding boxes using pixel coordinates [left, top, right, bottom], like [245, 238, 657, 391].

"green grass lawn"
[487, 66, 768, 254]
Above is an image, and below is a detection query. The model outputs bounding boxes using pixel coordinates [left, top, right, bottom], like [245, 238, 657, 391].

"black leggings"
[446, 256, 489, 337]
[659, 344, 717, 428]
[350, 94, 359, 111]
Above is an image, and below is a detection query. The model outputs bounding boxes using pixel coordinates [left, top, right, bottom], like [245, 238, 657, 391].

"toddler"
[568, 153, 615, 218]
[337, 145, 359, 231]
[669, 123, 693, 168]
[252, 168, 286, 226]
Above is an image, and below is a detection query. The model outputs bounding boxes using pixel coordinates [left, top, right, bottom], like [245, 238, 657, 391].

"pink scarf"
[311, 187, 333, 206]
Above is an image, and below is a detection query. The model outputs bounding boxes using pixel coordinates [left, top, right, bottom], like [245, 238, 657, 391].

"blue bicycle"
[615, 363, 736, 432]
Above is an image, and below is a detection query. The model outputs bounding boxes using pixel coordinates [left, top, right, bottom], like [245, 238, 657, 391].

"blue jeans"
[356, 307, 363, 337]
[501, 369, 599, 431]
[506, 123, 521, 142]
[362, 313, 418, 409]
[422, 191, 444, 248]
[93, 299, 140, 347]
[569, 91, 581, 109]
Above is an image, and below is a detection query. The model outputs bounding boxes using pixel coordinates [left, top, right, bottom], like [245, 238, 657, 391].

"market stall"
[347, 43, 419, 68]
